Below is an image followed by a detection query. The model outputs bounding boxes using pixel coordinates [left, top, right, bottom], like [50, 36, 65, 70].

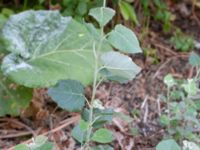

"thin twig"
[141, 95, 148, 109]
[153, 54, 189, 79]
[156, 97, 161, 116]
[143, 103, 149, 123]
[7, 115, 80, 150]
[0, 118, 36, 136]
[0, 131, 33, 139]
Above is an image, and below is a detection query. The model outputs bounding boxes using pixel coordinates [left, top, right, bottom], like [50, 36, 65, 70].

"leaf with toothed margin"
[1, 10, 111, 88]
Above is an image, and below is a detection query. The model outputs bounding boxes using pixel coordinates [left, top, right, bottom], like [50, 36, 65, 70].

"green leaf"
[0, 71, 32, 116]
[39, 0, 45, 4]
[92, 145, 114, 150]
[164, 74, 176, 87]
[114, 112, 133, 123]
[48, 80, 85, 112]
[72, 123, 87, 143]
[76, 2, 88, 16]
[79, 119, 89, 131]
[91, 128, 114, 143]
[89, 7, 115, 27]
[1, 10, 110, 87]
[34, 135, 48, 146]
[101, 51, 141, 82]
[107, 24, 141, 53]
[82, 108, 113, 128]
[14, 135, 54, 150]
[1, 8, 14, 17]
[156, 139, 181, 150]
[28, 135, 53, 150]
[189, 52, 200, 66]
[182, 79, 198, 96]
[85, 23, 101, 41]
[119, 1, 139, 25]
[14, 144, 29, 150]
[159, 115, 170, 126]
[34, 142, 54, 150]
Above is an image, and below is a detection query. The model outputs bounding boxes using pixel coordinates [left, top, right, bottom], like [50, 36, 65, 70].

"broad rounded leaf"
[101, 51, 141, 82]
[0, 71, 32, 116]
[189, 52, 200, 67]
[156, 139, 181, 150]
[48, 80, 85, 112]
[72, 123, 87, 143]
[89, 7, 115, 27]
[1, 10, 111, 87]
[107, 24, 142, 53]
[91, 128, 114, 143]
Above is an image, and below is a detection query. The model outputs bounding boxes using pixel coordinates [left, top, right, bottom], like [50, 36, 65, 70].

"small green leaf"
[33, 142, 54, 150]
[159, 115, 170, 126]
[182, 79, 197, 96]
[34, 135, 48, 146]
[89, 7, 115, 27]
[189, 52, 200, 67]
[92, 145, 114, 150]
[48, 80, 85, 112]
[38, 0, 45, 4]
[82, 108, 114, 128]
[14, 135, 54, 150]
[107, 24, 142, 53]
[114, 112, 133, 123]
[101, 51, 141, 82]
[92, 99, 105, 110]
[156, 139, 181, 150]
[79, 119, 90, 131]
[72, 124, 87, 143]
[164, 74, 176, 87]
[1, 8, 14, 17]
[119, 1, 139, 25]
[92, 128, 114, 143]
[76, 2, 88, 16]
[14, 144, 29, 150]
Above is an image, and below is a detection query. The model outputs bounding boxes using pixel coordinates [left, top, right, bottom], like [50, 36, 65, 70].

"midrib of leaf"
[114, 29, 133, 47]
[32, 32, 73, 58]
[56, 91, 83, 97]
[103, 66, 136, 71]
[41, 58, 93, 72]
[100, 7, 103, 26]
[30, 36, 93, 62]
[30, 49, 94, 69]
